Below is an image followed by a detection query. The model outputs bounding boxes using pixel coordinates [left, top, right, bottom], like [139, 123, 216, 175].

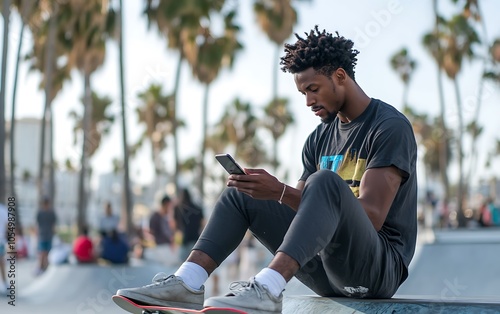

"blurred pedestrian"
[99, 202, 120, 234]
[100, 229, 129, 264]
[73, 225, 95, 263]
[145, 195, 178, 265]
[487, 198, 500, 226]
[35, 197, 57, 275]
[175, 188, 205, 261]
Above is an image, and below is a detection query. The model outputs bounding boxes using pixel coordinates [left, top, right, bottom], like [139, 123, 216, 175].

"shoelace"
[150, 273, 175, 286]
[228, 280, 263, 299]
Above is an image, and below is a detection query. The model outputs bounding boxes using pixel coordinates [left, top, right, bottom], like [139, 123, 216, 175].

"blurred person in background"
[73, 225, 95, 263]
[175, 188, 205, 262]
[100, 229, 129, 264]
[145, 195, 178, 265]
[99, 202, 120, 234]
[35, 197, 57, 275]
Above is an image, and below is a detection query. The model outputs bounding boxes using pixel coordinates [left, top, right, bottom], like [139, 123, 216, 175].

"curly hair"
[280, 26, 359, 80]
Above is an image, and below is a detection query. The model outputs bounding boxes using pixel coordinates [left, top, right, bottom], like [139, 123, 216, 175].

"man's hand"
[227, 168, 282, 201]
[227, 169, 303, 211]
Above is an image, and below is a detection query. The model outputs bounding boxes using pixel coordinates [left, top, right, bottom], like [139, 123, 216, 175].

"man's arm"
[357, 166, 402, 231]
[227, 169, 304, 211]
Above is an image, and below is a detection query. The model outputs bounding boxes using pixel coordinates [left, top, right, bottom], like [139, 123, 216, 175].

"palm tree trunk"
[38, 9, 57, 205]
[199, 83, 211, 206]
[466, 1, 488, 204]
[402, 82, 409, 109]
[433, 0, 450, 219]
[0, 0, 11, 203]
[48, 106, 55, 203]
[77, 73, 92, 235]
[171, 53, 183, 193]
[453, 78, 466, 227]
[466, 62, 485, 201]
[118, 0, 133, 236]
[9, 16, 25, 203]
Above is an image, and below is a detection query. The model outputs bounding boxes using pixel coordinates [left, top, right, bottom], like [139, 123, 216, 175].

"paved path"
[3, 228, 500, 313]
[396, 228, 500, 299]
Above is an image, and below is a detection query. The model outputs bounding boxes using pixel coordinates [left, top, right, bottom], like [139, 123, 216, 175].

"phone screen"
[215, 154, 246, 175]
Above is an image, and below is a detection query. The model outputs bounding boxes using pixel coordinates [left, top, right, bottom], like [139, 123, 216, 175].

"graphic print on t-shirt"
[319, 148, 367, 197]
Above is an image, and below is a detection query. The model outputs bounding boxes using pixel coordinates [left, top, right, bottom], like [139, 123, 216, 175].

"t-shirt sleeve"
[300, 132, 318, 182]
[366, 117, 416, 182]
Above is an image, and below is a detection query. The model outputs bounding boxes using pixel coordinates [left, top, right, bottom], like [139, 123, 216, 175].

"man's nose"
[306, 94, 316, 107]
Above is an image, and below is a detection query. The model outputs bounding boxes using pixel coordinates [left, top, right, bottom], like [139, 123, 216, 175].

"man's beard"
[321, 110, 338, 124]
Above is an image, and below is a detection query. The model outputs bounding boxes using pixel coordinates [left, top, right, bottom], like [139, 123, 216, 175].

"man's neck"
[339, 83, 371, 122]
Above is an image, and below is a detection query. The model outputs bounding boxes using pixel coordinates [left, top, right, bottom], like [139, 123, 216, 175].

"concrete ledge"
[283, 295, 500, 313]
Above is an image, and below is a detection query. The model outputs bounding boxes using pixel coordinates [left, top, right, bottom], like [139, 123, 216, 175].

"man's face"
[294, 67, 345, 124]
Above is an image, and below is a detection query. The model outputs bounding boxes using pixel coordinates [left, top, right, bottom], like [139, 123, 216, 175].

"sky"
[2, 0, 500, 193]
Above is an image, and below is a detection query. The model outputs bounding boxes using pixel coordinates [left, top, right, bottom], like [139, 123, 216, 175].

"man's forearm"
[279, 181, 304, 211]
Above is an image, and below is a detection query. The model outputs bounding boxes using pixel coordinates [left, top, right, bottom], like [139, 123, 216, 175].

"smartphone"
[215, 153, 246, 175]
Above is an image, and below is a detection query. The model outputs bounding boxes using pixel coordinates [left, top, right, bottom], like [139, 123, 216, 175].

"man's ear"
[335, 68, 347, 84]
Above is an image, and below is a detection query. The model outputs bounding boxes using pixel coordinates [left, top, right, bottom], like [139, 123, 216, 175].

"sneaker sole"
[113, 295, 248, 314]
[117, 290, 203, 310]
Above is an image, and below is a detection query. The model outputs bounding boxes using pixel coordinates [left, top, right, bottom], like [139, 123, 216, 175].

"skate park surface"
[3, 228, 500, 313]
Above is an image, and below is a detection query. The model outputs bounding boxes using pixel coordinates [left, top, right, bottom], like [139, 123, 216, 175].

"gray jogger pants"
[193, 169, 405, 298]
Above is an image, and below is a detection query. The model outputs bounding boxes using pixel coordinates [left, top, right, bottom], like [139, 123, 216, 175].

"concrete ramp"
[14, 262, 175, 314]
[9, 229, 500, 314]
[283, 295, 500, 313]
[396, 229, 500, 298]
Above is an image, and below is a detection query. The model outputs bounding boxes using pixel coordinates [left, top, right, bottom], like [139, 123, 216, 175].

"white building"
[5, 117, 50, 181]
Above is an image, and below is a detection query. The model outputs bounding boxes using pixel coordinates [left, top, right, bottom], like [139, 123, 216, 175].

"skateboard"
[112, 295, 247, 314]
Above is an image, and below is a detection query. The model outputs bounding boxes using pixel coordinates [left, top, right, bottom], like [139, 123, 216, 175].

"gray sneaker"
[116, 273, 204, 309]
[204, 278, 282, 313]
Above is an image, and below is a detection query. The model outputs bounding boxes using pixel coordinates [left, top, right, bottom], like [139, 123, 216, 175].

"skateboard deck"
[112, 295, 247, 314]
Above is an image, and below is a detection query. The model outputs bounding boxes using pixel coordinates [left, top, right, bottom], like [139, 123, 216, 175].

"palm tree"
[484, 39, 500, 83]
[116, 0, 133, 235]
[8, 0, 36, 203]
[253, 0, 297, 174]
[69, 91, 115, 159]
[0, 0, 12, 203]
[453, 0, 493, 201]
[143, 0, 225, 193]
[422, 0, 450, 220]
[262, 98, 294, 173]
[189, 9, 243, 203]
[404, 105, 453, 227]
[25, 1, 65, 205]
[441, 14, 480, 224]
[389, 47, 417, 109]
[207, 98, 269, 183]
[60, 0, 115, 233]
[135, 83, 181, 181]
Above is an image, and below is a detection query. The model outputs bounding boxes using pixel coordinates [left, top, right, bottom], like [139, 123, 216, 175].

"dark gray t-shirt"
[300, 98, 418, 272]
[37, 209, 57, 242]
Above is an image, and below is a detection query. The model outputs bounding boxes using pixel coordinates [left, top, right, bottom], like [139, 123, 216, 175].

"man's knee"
[306, 169, 344, 187]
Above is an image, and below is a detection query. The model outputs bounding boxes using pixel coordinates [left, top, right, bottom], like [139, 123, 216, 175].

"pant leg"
[279, 170, 404, 298]
[192, 187, 296, 266]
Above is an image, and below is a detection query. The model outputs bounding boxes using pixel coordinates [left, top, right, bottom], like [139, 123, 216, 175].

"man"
[36, 197, 57, 274]
[115, 27, 417, 313]
[144, 195, 177, 265]
[149, 195, 176, 246]
[99, 202, 120, 235]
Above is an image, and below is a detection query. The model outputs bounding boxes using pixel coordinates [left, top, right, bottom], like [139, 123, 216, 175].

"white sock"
[254, 268, 286, 297]
[174, 262, 208, 291]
